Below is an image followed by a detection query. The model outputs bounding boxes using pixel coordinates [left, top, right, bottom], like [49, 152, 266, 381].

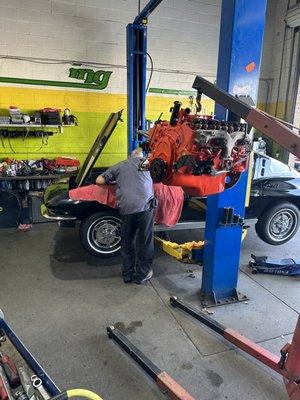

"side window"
[254, 156, 268, 179]
[268, 158, 293, 175]
[254, 155, 297, 179]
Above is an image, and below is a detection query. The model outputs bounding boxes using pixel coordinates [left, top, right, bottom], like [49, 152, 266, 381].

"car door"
[247, 153, 272, 218]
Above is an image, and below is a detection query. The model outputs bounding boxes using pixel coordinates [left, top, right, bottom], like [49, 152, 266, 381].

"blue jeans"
[121, 209, 154, 280]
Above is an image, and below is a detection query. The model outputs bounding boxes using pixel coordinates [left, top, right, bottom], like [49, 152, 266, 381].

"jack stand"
[107, 326, 196, 400]
[170, 297, 300, 400]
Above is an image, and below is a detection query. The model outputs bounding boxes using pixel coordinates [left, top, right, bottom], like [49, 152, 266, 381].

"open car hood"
[75, 110, 123, 187]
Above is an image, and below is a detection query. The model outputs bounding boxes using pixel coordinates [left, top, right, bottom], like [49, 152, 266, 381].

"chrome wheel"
[87, 217, 121, 254]
[268, 209, 298, 242]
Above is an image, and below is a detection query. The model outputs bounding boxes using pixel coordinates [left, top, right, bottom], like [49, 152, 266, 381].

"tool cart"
[0, 310, 104, 400]
[0, 309, 59, 399]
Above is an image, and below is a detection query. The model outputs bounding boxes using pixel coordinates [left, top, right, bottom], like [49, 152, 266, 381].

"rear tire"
[80, 211, 122, 257]
[255, 202, 300, 245]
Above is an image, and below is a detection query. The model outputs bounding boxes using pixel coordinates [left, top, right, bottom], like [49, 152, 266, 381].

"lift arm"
[134, 0, 164, 24]
[193, 76, 300, 158]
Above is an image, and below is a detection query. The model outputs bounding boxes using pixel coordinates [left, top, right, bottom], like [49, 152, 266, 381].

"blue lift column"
[200, 0, 267, 307]
[127, 0, 163, 154]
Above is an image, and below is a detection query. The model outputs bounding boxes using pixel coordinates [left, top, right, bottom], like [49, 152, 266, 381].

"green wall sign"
[69, 68, 112, 89]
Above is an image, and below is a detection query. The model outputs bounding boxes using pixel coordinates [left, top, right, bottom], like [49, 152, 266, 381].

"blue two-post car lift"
[201, 0, 268, 306]
[126, 0, 163, 154]
[127, 0, 267, 306]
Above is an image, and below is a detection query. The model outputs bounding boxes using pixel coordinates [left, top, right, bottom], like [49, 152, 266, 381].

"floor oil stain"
[114, 321, 143, 334]
[181, 362, 193, 370]
[205, 369, 223, 387]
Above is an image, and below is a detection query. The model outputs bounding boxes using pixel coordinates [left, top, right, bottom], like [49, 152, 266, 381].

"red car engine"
[146, 102, 251, 196]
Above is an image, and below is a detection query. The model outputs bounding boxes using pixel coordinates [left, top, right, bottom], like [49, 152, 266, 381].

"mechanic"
[96, 148, 155, 285]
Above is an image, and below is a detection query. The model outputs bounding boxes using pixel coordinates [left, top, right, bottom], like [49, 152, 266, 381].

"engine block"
[146, 104, 251, 196]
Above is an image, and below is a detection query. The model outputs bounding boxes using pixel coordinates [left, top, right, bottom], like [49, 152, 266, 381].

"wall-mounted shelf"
[0, 124, 75, 133]
[0, 174, 73, 181]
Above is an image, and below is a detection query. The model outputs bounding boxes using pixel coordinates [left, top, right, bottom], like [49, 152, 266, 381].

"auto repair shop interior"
[0, 0, 300, 399]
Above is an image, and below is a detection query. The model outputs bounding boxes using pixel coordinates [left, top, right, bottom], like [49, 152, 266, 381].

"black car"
[42, 112, 300, 257]
[247, 152, 300, 245]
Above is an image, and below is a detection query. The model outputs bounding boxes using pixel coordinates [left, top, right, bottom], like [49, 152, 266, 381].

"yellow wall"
[0, 85, 214, 167]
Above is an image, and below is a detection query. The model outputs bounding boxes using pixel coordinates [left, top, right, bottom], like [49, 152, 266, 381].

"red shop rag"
[69, 184, 117, 208]
[69, 183, 184, 227]
[153, 183, 184, 226]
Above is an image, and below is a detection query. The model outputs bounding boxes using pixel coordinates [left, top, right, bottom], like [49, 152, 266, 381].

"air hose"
[50, 389, 103, 400]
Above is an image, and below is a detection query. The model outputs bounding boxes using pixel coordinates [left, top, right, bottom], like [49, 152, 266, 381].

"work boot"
[134, 269, 153, 285]
[123, 275, 133, 283]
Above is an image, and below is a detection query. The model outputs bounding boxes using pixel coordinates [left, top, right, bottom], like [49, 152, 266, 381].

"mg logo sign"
[69, 68, 112, 89]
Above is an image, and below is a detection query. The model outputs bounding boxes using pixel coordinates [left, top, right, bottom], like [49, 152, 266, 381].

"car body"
[42, 113, 300, 257]
[247, 153, 300, 245]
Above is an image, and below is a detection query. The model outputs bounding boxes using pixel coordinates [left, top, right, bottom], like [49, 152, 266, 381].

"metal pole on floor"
[107, 326, 196, 400]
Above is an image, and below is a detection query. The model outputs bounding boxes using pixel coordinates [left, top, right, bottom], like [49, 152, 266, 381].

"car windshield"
[268, 158, 296, 175]
[254, 153, 299, 179]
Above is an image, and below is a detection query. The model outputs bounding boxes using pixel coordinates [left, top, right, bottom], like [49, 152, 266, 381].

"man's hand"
[96, 175, 106, 185]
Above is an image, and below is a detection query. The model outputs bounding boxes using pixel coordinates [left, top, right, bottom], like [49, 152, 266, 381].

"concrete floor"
[0, 222, 299, 400]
